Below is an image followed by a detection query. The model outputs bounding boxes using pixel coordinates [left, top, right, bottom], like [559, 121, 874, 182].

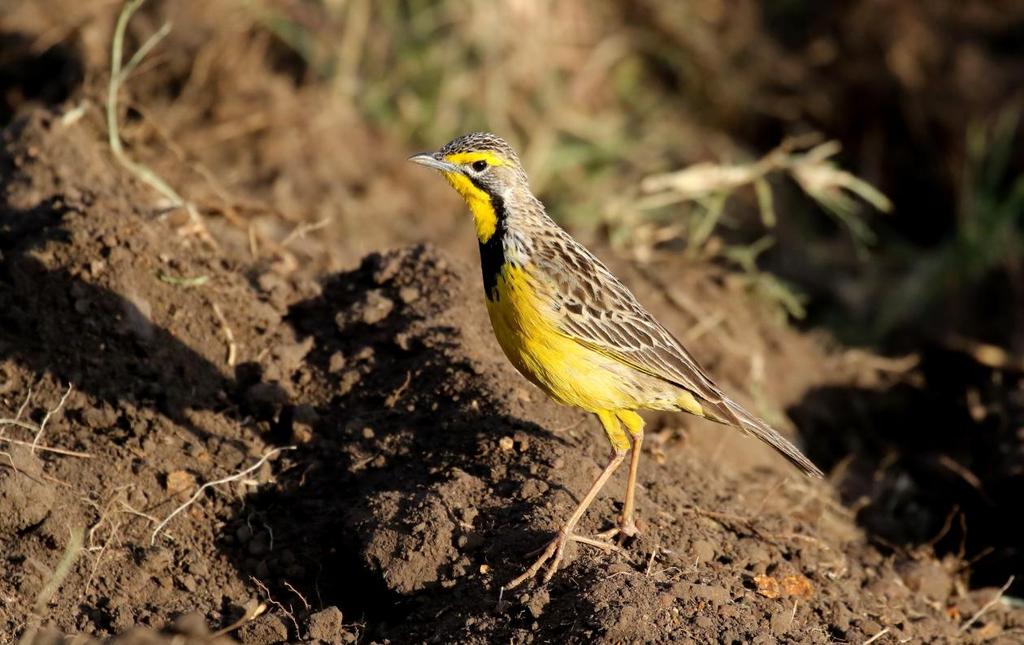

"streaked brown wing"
[532, 232, 725, 404]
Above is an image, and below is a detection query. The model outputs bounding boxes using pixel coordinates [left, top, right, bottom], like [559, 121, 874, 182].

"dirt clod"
[304, 606, 347, 643]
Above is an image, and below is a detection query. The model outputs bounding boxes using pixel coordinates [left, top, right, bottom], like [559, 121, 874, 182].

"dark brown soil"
[1, 109, 1022, 645]
[1, 3, 1023, 643]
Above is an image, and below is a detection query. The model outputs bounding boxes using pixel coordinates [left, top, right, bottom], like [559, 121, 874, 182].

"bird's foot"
[503, 530, 624, 590]
[595, 517, 642, 543]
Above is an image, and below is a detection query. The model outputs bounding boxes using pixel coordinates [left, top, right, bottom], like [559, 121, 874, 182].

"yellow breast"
[484, 264, 640, 412]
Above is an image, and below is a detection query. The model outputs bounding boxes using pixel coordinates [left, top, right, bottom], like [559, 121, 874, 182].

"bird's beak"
[408, 152, 461, 174]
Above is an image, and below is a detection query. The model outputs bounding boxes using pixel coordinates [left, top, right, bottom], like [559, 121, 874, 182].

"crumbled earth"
[1, 109, 1022, 645]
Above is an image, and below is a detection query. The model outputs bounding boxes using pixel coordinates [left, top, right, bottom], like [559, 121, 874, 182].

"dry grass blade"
[31, 383, 73, 453]
[0, 385, 91, 458]
[959, 576, 1015, 634]
[18, 528, 85, 645]
[637, 135, 891, 252]
[107, 0, 217, 248]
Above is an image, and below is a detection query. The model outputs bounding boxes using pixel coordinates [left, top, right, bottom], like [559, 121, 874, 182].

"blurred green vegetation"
[874, 108, 1024, 340]
[248, 0, 1023, 348]
[248, 0, 895, 322]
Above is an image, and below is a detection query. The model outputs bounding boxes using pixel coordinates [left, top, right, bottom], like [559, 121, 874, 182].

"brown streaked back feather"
[529, 223, 823, 478]
[530, 225, 724, 404]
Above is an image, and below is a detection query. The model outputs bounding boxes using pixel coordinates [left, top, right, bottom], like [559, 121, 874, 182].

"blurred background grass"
[249, 0, 1024, 349]
[3, 0, 1021, 349]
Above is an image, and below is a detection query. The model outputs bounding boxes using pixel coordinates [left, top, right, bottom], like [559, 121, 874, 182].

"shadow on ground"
[790, 347, 1024, 594]
[217, 248, 600, 641]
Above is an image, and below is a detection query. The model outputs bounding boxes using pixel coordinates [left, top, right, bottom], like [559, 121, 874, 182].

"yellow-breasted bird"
[410, 132, 823, 589]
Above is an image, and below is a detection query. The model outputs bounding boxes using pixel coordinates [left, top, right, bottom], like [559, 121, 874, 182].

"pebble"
[305, 606, 345, 642]
[238, 613, 289, 644]
[360, 290, 394, 325]
[328, 351, 347, 373]
[398, 286, 420, 303]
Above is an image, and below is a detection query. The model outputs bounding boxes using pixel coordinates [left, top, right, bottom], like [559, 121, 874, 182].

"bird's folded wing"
[556, 308, 725, 404]
[533, 229, 725, 404]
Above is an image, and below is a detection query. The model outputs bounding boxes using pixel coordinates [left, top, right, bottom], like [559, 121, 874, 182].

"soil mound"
[2, 110, 1021, 643]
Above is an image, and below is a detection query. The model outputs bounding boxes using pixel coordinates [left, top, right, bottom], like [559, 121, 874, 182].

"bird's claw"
[595, 518, 642, 543]
[503, 531, 624, 590]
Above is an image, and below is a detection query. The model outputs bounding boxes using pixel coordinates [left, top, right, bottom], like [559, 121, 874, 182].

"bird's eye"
[471, 160, 488, 172]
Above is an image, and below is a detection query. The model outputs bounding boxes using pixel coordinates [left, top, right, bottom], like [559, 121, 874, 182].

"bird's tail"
[712, 397, 824, 478]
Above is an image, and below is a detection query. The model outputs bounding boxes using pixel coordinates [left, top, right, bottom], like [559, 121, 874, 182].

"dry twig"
[0, 385, 91, 458]
[211, 301, 238, 367]
[959, 576, 1015, 634]
[31, 383, 73, 453]
[150, 447, 293, 545]
[861, 627, 889, 644]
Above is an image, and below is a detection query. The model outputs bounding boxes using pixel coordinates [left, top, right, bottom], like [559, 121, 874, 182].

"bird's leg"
[597, 410, 645, 541]
[619, 431, 643, 537]
[617, 410, 645, 538]
[504, 412, 629, 589]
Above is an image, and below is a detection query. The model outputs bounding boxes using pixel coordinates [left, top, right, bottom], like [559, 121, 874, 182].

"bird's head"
[409, 132, 528, 243]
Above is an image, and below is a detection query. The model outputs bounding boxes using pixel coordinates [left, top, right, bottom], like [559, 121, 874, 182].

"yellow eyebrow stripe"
[444, 151, 506, 167]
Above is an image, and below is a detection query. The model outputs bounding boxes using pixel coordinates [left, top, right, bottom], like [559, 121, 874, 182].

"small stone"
[328, 351, 347, 373]
[165, 470, 196, 498]
[781, 574, 814, 599]
[292, 405, 317, 444]
[499, 436, 515, 451]
[362, 427, 375, 439]
[360, 290, 394, 325]
[754, 574, 781, 599]
[398, 286, 420, 303]
[120, 292, 154, 341]
[305, 606, 345, 642]
[238, 613, 289, 644]
[292, 424, 314, 444]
